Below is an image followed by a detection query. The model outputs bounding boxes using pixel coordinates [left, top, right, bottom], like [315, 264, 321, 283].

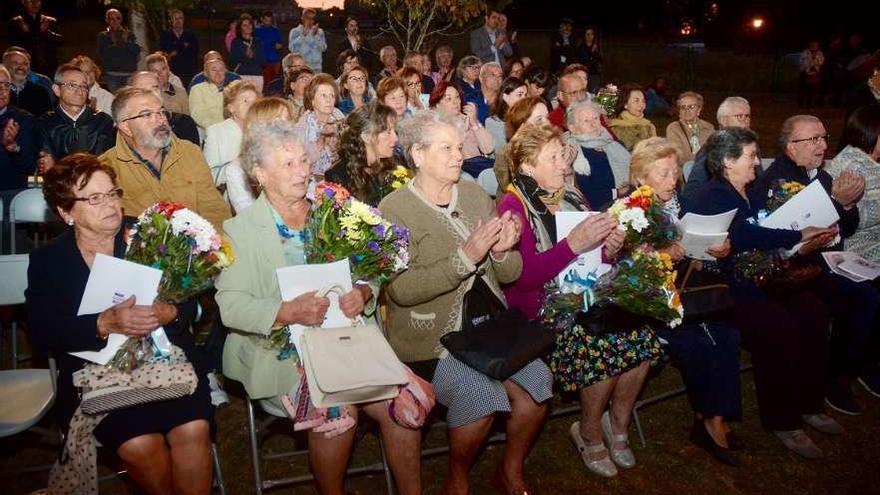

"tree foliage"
[119, 0, 204, 45]
[367, 0, 497, 52]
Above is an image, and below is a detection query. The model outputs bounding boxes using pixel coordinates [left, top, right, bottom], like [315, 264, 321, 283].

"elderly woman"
[203, 80, 259, 176]
[609, 84, 657, 151]
[432, 45, 455, 84]
[566, 100, 632, 209]
[497, 125, 659, 479]
[377, 76, 409, 119]
[687, 127, 841, 459]
[284, 66, 314, 121]
[325, 102, 402, 205]
[380, 110, 549, 495]
[70, 55, 113, 116]
[429, 81, 494, 177]
[229, 13, 265, 93]
[455, 55, 482, 98]
[225, 96, 296, 213]
[26, 153, 213, 495]
[295, 73, 344, 178]
[486, 77, 528, 152]
[826, 104, 880, 263]
[336, 65, 371, 115]
[216, 121, 421, 495]
[629, 137, 743, 466]
[665, 91, 715, 165]
[493, 96, 550, 196]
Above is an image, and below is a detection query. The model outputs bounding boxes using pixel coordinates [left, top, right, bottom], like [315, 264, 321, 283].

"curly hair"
[331, 102, 403, 201]
[43, 153, 118, 217]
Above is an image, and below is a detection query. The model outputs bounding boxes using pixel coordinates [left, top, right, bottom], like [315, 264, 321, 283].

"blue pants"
[658, 322, 742, 419]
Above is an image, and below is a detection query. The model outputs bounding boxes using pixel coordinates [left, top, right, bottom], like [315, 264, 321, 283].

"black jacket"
[8, 13, 62, 75]
[170, 112, 200, 146]
[10, 80, 52, 119]
[0, 106, 37, 190]
[35, 106, 116, 160]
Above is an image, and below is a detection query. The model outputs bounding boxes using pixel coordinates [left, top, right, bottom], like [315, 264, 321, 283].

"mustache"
[153, 124, 171, 136]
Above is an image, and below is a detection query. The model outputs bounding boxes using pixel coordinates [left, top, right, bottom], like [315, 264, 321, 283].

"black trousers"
[733, 290, 830, 431]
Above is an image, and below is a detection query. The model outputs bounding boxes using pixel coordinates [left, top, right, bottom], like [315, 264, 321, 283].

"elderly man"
[680, 96, 753, 207]
[188, 51, 241, 90]
[463, 62, 503, 125]
[35, 64, 115, 173]
[96, 8, 142, 92]
[145, 52, 189, 115]
[8, 0, 62, 76]
[159, 9, 199, 88]
[566, 100, 631, 209]
[0, 65, 37, 190]
[755, 115, 880, 417]
[189, 54, 236, 134]
[100, 87, 229, 230]
[469, 8, 512, 66]
[130, 71, 200, 146]
[3, 47, 52, 118]
[264, 52, 305, 96]
[548, 72, 588, 131]
[377, 45, 399, 81]
[288, 8, 326, 72]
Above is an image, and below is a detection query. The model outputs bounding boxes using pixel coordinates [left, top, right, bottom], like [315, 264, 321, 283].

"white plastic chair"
[9, 188, 55, 254]
[0, 359, 56, 437]
[477, 168, 500, 198]
[0, 254, 29, 368]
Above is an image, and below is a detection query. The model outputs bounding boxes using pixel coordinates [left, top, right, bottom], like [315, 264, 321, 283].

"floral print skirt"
[549, 324, 664, 392]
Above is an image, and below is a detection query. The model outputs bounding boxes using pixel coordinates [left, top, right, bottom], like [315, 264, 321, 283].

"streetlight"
[749, 16, 765, 30]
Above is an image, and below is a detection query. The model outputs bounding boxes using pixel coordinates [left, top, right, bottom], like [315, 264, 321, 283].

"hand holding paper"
[678, 209, 737, 261]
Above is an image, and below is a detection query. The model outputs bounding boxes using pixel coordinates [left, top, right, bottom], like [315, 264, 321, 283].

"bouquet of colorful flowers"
[307, 182, 410, 283]
[378, 165, 414, 200]
[542, 249, 683, 330]
[608, 185, 679, 250]
[765, 179, 805, 213]
[109, 202, 235, 371]
[594, 83, 619, 117]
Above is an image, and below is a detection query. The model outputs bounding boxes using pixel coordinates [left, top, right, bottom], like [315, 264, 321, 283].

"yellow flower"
[348, 200, 382, 226]
[659, 252, 674, 270]
[631, 185, 654, 199]
[215, 240, 235, 267]
[340, 213, 361, 232]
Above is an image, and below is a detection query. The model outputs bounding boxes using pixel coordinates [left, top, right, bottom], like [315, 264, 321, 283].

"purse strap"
[315, 284, 364, 327]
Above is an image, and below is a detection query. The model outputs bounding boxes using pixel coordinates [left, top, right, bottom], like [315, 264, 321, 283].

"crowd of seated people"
[3, 3, 880, 494]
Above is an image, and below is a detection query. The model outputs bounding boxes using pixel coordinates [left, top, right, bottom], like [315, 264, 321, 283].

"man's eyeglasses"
[58, 82, 90, 93]
[729, 113, 751, 121]
[121, 109, 171, 124]
[790, 133, 830, 145]
[679, 103, 700, 111]
[74, 188, 124, 206]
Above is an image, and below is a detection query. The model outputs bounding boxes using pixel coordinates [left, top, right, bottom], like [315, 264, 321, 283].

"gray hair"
[111, 86, 158, 124]
[379, 45, 397, 60]
[240, 121, 307, 179]
[456, 56, 481, 79]
[779, 114, 822, 150]
[479, 62, 502, 81]
[704, 127, 759, 180]
[566, 99, 603, 128]
[716, 96, 749, 123]
[0, 65, 10, 81]
[396, 109, 464, 169]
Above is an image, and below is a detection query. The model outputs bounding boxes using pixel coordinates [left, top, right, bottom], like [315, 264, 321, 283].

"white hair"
[716, 96, 750, 123]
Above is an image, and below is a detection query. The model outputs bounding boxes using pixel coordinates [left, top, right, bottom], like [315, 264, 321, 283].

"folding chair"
[9, 188, 57, 254]
[0, 254, 30, 368]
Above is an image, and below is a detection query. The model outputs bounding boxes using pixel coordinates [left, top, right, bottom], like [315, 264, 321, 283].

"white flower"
[170, 208, 219, 253]
[617, 208, 649, 232]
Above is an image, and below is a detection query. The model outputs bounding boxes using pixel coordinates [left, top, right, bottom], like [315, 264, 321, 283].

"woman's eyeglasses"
[74, 188, 124, 206]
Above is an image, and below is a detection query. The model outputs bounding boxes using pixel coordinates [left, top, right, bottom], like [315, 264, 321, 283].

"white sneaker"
[207, 372, 230, 407]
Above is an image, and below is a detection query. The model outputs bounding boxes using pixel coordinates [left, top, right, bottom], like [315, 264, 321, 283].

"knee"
[117, 434, 168, 466]
[511, 394, 547, 421]
[167, 419, 211, 449]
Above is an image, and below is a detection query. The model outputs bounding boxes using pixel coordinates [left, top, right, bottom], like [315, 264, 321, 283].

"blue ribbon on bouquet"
[561, 269, 598, 312]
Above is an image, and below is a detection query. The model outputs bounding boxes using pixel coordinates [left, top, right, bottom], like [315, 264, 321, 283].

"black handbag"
[440, 278, 556, 381]
[677, 260, 734, 322]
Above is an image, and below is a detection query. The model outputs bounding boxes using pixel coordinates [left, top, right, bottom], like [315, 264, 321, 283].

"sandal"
[569, 421, 618, 478]
[601, 410, 636, 469]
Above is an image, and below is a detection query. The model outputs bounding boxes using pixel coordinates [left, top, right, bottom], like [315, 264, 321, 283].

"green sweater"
[379, 180, 523, 362]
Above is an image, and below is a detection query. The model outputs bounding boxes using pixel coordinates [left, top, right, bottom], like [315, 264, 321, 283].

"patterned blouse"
[826, 145, 880, 262]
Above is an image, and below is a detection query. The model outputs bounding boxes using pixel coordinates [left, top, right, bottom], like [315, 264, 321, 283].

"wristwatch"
[6, 143, 20, 153]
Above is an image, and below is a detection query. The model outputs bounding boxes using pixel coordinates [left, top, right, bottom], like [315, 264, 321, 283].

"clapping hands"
[463, 211, 522, 264]
[831, 170, 865, 209]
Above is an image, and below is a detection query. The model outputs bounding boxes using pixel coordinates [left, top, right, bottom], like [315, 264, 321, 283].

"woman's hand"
[491, 211, 521, 253]
[462, 216, 503, 264]
[97, 296, 160, 338]
[661, 241, 686, 262]
[463, 103, 478, 129]
[278, 291, 330, 326]
[152, 302, 179, 326]
[602, 227, 626, 258]
[339, 285, 371, 319]
[706, 239, 731, 259]
[798, 226, 838, 255]
[566, 213, 616, 254]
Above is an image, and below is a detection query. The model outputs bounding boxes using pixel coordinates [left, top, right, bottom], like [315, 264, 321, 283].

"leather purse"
[299, 285, 409, 408]
[440, 278, 556, 381]
[677, 260, 734, 322]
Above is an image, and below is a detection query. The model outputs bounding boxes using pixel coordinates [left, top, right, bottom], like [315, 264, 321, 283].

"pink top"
[497, 192, 578, 319]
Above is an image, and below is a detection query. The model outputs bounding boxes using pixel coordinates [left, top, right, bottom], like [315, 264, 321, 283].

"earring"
[66, 218, 74, 226]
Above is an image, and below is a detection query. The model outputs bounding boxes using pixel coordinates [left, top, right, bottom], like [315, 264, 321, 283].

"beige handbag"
[300, 285, 408, 408]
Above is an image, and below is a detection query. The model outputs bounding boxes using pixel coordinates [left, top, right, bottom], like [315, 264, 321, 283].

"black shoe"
[725, 431, 745, 452]
[825, 386, 863, 416]
[690, 422, 740, 467]
[857, 372, 880, 399]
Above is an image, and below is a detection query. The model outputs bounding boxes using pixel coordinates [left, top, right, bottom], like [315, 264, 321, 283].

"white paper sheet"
[72, 253, 163, 364]
[678, 209, 737, 261]
[276, 259, 354, 355]
[822, 251, 872, 282]
[759, 181, 840, 231]
[554, 211, 612, 290]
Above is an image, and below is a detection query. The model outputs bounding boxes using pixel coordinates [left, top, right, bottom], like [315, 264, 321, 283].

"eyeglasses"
[348, 75, 367, 83]
[407, 80, 422, 88]
[679, 103, 700, 111]
[466, 65, 480, 71]
[59, 82, 89, 92]
[73, 188, 124, 206]
[790, 133, 830, 145]
[561, 88, 587, 98]
[730, 113, 751, 121]
[121, 109, 171, 124]
[0, 82, 10, 90]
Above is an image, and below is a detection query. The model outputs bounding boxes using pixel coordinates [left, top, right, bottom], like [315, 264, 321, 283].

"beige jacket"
[665, 118, 714, 164]
[189, 81, 225, 130]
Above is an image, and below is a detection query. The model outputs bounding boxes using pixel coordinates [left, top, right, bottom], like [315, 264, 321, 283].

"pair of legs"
[577, 361, 650, 454]
[116, 419, 212, 495]
[309, 402, 422, 495]
[445, 380, 548, 495]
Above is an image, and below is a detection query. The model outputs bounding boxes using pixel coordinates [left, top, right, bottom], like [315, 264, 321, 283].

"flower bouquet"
[378, 165, 414, 200]
[765, 179, 805, 213]
[608, 185, 679, 250]
[108, 202, 235, 371]
[542, 249, 683, 332]
[594, 83, 619, 117]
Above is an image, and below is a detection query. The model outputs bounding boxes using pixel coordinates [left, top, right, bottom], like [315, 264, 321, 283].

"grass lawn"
[2, 91, 877, 495]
